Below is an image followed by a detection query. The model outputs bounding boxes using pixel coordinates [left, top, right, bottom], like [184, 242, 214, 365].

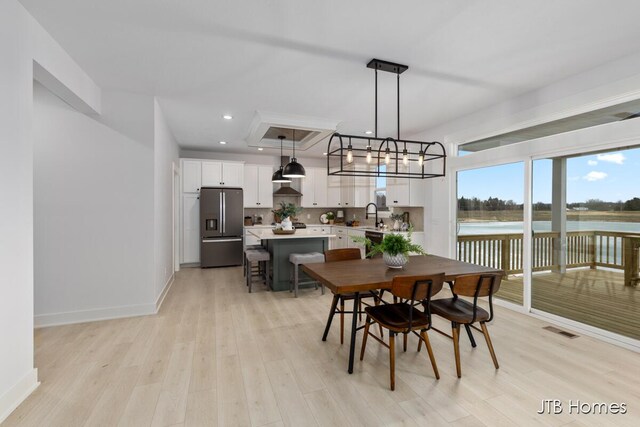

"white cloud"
[584, 171, 608, 181]
[596, 153, 625, 165]
[587, 160, 598, 166]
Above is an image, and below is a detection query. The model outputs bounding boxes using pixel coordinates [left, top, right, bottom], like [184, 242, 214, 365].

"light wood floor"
[497, 269, 640, 340]
[4, 266, 640, 426]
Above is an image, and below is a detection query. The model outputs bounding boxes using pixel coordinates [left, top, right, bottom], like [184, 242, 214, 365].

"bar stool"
[245, 249, 271, 293]
[289, 252, 325, 297]
[243, 245, 262, 277]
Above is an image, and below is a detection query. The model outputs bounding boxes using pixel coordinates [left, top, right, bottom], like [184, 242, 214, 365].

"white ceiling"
[20, 0, 640, 157]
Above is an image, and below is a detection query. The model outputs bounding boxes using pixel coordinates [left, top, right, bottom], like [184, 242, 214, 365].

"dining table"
[302, 254, 504, 373]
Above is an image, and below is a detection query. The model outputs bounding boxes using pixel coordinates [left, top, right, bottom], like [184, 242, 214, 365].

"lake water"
[459, 220, 640, 235]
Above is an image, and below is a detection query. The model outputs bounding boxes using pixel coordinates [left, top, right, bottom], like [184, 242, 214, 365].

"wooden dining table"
[302, 254, 503, 373]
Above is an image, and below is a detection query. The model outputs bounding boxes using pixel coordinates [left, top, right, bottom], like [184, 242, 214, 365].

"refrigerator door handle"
[202, 238, 242, 243]
[222, 192, 226, 234]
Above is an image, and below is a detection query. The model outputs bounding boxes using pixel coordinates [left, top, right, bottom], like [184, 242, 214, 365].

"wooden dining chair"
[360, 273, 445, 390]
[426, 273, 502, 378]
[322, 248, 383, 344]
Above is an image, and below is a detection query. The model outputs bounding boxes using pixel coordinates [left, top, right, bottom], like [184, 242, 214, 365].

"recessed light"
[258, 147, 264, 151]
[323, 152, 327, 156]
[365, 130, 373, 135]
[219, 141, 227, 145]
[222, 115, 233, 120]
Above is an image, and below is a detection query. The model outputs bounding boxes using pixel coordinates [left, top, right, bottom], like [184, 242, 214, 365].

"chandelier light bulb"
[346, 144, 353, 163]
[366, 146, 372, 163]
[384, 147, 390, 165]
[418, 150, 425, 166]
[402, 148, 409, 166]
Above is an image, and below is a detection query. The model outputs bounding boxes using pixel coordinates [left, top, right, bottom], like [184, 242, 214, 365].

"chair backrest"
[324, 248, 362, 263]
[391, 273, 445, 330]
[452, 273, 502, 298]
[451, 273, 503, 322]
[391, 273, 445, 303]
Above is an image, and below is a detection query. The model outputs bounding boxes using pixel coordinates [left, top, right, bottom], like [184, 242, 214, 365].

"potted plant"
[352, 229, 426, 269]
[326, 211, 335, 225]
[272, 202, 302, 225]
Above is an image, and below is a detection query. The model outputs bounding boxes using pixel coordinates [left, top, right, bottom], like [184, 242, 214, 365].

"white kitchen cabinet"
[182, 160, 202, 193]
[201, 161, 244, 187]
[327, 175, 342, 207]
[334, 227, 348, 249]
[386, 177, 410, 206]
[386, 162, 425, 207]
[301, 167, 328, 207]
[182, 193, 200, 264]
[243, 164, 273, 208]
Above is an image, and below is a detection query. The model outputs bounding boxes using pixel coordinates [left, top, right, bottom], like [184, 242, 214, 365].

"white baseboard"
[156, 273, 174, 312]
[0, 369, 39, 424]
[34, 302, 156, 328]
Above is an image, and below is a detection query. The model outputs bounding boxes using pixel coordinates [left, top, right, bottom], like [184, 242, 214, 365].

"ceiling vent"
[246, 111, 339, 151]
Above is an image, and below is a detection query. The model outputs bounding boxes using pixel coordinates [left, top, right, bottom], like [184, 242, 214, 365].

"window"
[375, 164, 388, 210]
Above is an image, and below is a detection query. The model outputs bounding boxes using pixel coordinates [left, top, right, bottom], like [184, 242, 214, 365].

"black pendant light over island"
[283, 129, 306, 178]
[272, 135, 292, 183]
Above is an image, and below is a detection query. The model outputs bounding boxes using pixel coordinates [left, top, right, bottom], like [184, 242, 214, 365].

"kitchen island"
[248, 229, 336, 291]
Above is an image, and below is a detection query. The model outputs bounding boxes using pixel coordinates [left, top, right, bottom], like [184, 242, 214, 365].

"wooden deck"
[497, 269, 640, 340]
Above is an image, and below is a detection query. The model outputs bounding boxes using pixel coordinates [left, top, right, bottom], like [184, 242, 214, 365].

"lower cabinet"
[182, 193, 200, 264]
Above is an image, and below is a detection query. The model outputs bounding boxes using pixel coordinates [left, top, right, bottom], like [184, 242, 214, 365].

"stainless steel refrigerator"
[200, 187, 244, 267]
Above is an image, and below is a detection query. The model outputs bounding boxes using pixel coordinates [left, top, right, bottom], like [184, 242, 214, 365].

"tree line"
[458, 197, 640, 211]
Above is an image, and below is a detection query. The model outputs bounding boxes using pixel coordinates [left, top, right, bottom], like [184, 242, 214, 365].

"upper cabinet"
[182, 160, 202, 193]
[325, 172, 372, 208]
[181, 159, 245, 193]
[386, 162, 425, 207]
[201, 161, 244, 187]
[244, 164, 274, 208]
[301, 167, 328, 207]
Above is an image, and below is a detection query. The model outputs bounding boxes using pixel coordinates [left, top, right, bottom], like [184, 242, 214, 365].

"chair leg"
[294, 263, 299, 298]
[358, 299, 362, 321]
[322, 294, 340, 341]
[389, 332, 396, 391]
[403, 333, 408, 352]
[480, 322, 499, 369]
[464, 324, 476, 347]
[359, 315, 372, 361]
[420, 329, 440, 380]
[452, 322, 461, 378]
[374, 295, 383, 338]
[340, 298, 345, 344]
[417, 338, 422, 352]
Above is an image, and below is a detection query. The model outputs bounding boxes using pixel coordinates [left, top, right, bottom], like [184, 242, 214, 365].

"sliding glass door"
[457, 162, 524, 306]
[531, 147, 640, 339]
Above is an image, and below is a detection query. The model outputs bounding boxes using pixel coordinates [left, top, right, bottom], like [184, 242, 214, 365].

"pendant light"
[272, 135, 292, 183]
[325, 59, 446, 180]
[283, 129, 306, 178]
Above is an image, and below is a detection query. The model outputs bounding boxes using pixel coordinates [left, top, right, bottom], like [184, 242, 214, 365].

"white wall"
[154, 100, 180, 301]
[0, 0, 101, 422]
[33, 82, 155, 325]
[413, 51, 640, 257]
[0, 1, 37, 421]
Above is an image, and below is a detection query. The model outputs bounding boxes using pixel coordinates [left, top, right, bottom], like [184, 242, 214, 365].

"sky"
[457, 147, 640, 204]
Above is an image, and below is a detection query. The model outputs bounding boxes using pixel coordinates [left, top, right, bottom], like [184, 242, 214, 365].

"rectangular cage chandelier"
[327, 59, 446, 179]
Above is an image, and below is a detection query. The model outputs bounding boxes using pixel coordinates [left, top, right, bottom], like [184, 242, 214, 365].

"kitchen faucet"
[365, 202, 378, 227]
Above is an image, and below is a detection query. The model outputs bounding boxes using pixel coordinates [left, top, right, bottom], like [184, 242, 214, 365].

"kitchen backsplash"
[245, 196, 423, 231]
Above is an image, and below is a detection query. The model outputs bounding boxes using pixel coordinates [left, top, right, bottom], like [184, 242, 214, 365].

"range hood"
[273, 156, 302, 196]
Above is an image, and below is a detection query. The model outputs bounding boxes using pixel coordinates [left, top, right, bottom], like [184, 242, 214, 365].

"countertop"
[245, 224, 422, 235]
[248, 229, 336, 240]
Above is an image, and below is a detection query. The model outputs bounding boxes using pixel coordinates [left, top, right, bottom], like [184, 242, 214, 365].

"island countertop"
[248, 229, 336, 240]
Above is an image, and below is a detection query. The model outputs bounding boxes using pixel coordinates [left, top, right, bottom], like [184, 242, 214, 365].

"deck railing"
[457, 230, 640, 286]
